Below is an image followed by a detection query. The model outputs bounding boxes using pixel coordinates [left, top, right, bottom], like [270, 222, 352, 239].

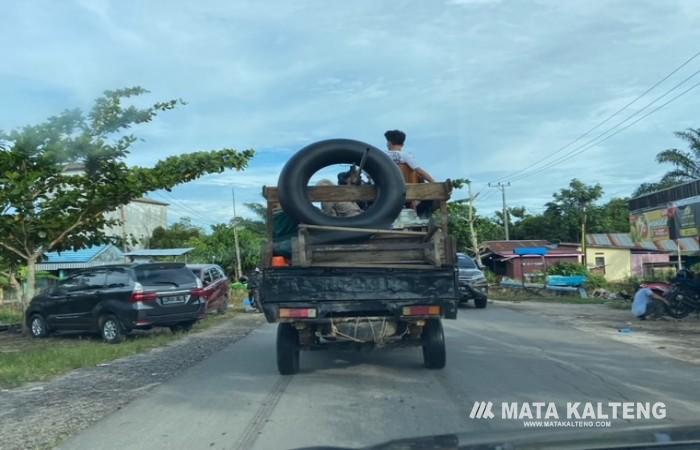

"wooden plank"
[312, 249, 427, 264]
[263, 182, 452, 202]
[311, 242, 430, 252]
[301, 224, 426, 236]
[308, 262, 437, 269]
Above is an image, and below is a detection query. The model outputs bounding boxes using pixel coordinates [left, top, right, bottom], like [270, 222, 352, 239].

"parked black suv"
[457, 253, 488, 309]
[26, 263, 206, 343]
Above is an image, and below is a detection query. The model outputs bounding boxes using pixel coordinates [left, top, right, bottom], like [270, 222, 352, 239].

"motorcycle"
[663, 270, 700, 319]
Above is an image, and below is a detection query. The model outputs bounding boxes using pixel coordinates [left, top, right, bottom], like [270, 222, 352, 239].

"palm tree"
[633, 128, 700, 197]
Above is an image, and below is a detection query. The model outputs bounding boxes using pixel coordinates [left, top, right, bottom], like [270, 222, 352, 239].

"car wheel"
[276, 323, 300, 375]
[100, 315, 125, 344]
[422, 319, 446, 369]
[29, 314, 48, 338]
[170, 320, 196, 333]
[474, 295, 488, 309]
[277, 139, 406, 242]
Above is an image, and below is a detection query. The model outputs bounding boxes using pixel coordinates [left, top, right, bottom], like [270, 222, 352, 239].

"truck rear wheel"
[422, 319, 446, 369]
[277, 323, 300, 375]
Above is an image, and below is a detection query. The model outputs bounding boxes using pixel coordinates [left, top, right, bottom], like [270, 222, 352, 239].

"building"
[628, 179, 700, 267]
[35, 244, 125, 282]
[63, 163, 168, 250]
[103, 198, 169, 250]
[585, 233, 670, 281]
[481, 240, 583, 282]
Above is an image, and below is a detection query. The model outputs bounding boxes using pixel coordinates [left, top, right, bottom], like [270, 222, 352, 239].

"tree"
[150, 218, 203, 249]
[0, 87, 255, 315]
[633, 128, 700, 197]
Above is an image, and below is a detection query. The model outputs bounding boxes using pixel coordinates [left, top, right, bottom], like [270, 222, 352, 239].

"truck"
[251, 139, 459, 375]
[254, 140, 459, 375]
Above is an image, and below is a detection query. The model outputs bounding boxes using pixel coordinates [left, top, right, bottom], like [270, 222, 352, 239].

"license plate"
[161, 295, 188, 305]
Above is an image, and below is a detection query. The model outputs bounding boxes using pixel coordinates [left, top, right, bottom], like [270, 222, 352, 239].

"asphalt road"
[61, 303, 700, 450]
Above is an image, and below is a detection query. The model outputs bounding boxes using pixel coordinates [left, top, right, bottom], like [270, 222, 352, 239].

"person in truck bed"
[384, 129, 434, 183]
[316, 179, 362, 217]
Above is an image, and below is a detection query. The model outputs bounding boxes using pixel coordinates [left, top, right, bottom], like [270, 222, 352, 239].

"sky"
[2, 0, 699, 229]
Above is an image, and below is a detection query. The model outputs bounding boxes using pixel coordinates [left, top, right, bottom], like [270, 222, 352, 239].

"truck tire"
[277, 323, 300, 375]
[277, 139, 405, 230]
[422, 319, 446, 369]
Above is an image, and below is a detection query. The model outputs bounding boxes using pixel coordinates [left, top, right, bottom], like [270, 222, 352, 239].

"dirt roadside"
[0, 313, 265, 450]
[494, 300, 700, 365]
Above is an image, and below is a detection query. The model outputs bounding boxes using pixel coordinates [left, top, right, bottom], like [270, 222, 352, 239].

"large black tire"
[422, 319, 446, 369]
[277, 323, 300, 375]
[29, 314, 49, 338]
[474, 294, 488, 309]
[100, 314, 125, 344]
[277, 139, 406, 230]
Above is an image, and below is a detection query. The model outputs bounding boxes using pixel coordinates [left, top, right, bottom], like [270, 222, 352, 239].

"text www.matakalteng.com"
[523, 420, 612, 428]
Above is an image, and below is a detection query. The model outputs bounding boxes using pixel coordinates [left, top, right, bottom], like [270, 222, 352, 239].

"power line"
[509, 78, 700, 182]
[491, 49, 700, 184]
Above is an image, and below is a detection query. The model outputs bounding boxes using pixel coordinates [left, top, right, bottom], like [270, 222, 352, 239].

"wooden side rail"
[263, 182, 452, 202]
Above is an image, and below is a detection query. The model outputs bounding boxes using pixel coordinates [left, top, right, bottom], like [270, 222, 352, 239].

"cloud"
[2, 0, 699, 219]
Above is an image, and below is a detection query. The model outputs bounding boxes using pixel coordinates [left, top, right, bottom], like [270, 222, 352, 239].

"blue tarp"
[513, 247, 549, 256]
[547, 275, 587, 287]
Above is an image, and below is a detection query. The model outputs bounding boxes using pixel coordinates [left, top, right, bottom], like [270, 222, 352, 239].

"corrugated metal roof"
[587, 234, 612, 247]
[679, 237, 700, 251]
[483, 240, 581, 257]
[43, 245, 110, 263]
[124, 248, 193, 257]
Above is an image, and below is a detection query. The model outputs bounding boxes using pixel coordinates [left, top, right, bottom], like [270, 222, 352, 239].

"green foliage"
[150, 218, 203, 249]
[633, 128, 700, 197]
[585, 273, 608, 289]
[483, 269, 498, 285]
[0, 87, 254, 303]
[507, 179, 629, 242]
[149, 216, 266, 275]
[690, 262, 700, 273]
[447, 202, 502, 254]
[546, 262, 588, 276]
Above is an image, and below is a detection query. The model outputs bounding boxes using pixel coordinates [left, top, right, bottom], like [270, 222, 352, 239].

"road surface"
[61, 303, 700, 449]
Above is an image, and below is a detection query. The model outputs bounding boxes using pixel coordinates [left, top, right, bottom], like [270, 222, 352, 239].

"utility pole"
[232, 187, 242, 280]
[581, 204, 587, 267]
[489, 181, 511, 240]
[466, 181, 482, 266]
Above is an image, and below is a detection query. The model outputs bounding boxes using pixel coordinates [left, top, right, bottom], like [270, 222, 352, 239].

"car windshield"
[458, 256, 477, 269]
[134, 267, 197, 287]
[4, 2, 700, 449]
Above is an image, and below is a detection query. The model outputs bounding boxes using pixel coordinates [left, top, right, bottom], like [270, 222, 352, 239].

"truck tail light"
[279, 308, 317, 318]
[129, 282, 157, 303]
[402, 306, 440, 316]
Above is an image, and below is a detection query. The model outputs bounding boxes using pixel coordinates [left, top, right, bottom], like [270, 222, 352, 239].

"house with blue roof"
[36, 245, 126, 278]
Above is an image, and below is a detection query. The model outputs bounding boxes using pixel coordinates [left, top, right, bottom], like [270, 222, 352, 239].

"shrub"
[585, 273, 608, 289]
[546, 262, 588, 276]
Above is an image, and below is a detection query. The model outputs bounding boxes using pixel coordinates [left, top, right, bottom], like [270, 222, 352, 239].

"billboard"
[630, 195, 700, 242]
[668, 195, 700, 239]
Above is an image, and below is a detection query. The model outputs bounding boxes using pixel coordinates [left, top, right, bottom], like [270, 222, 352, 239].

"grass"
[0, 304, 23, 324]
[0, 309, 237, 389]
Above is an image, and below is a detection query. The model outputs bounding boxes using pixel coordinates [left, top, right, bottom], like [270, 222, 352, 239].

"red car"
[187, 264, 230, 314]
